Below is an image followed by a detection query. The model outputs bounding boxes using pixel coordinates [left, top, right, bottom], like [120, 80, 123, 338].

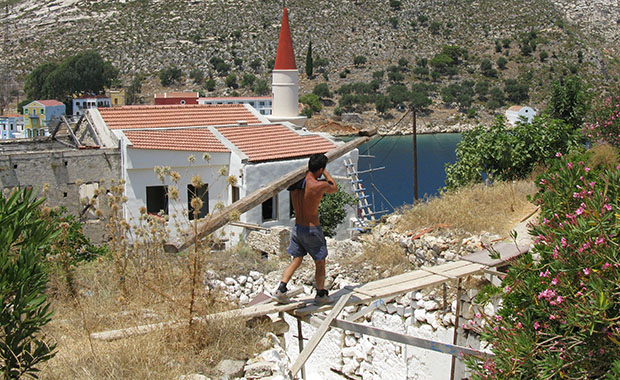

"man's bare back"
[291, 169, 338, 226]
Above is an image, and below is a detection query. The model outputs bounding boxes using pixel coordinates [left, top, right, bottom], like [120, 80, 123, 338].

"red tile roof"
[98, 104, 262, 130]
[124, 128, 230, 153]
[1, 114, 22, 118]
[274, 8, 297, 70]
[36, 100, 64, 107]
[217, 124, 335, 162]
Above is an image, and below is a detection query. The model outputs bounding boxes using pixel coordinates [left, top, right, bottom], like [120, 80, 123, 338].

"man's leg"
[281, 256, 304, 284]
[314, 259, 325, 291]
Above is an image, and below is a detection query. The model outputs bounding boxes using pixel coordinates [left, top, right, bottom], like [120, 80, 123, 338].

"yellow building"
[23, 100, 66, 138]
[109, 89, 126, 107]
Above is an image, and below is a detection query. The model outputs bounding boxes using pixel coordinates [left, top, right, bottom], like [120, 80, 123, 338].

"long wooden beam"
[164, 135, 374, 253]
[304, 314, 492, 358]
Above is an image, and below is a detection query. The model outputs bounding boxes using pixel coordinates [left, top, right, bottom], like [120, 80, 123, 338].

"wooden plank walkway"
[293, 260, 484, 317]
[461, 242, 528, 267]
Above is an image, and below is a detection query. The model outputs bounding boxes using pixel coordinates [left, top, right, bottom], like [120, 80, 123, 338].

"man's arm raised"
[322, 170, 338, 194]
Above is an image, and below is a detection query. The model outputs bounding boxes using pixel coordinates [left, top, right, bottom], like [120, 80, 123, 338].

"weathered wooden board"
[305, 315, 492, 358]
[461, 242, 529, 267]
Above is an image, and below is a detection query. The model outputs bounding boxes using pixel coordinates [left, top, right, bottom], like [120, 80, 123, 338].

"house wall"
[0, 140, 121, 243]
[242, 148, 359, 240]
[122, 147, 232, 239]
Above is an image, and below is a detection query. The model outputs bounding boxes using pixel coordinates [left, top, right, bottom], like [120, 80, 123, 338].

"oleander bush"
[466, 151, 620, 379]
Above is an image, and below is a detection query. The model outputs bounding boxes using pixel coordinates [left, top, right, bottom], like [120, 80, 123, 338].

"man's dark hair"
[308, 153, 328, 173]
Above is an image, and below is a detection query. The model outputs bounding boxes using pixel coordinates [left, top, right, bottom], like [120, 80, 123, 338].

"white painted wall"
[122, 146, 232, 239]
[505, 106, 536, 125]
[242, 146, 359, 240]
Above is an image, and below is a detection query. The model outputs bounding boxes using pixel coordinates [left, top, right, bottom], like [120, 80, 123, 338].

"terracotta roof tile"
[1, 114, 22, 118]
[36, 100, 64, 107]
[124, 128, 230, 153]
[218, 124, 335, 162]
[98, 104, 262, 130]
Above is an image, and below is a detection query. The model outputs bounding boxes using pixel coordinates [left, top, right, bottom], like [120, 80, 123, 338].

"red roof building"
[154, 92, 199, 105]
[98, 104, 262, 130]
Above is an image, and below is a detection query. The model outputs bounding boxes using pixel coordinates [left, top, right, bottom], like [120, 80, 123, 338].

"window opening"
[187, 184, 209, 220]
[262, 195, 278, 222]
[146, 185, 168, 215]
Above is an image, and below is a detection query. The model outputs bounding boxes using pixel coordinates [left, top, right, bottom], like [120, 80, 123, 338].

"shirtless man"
[274, 153, 338, 305]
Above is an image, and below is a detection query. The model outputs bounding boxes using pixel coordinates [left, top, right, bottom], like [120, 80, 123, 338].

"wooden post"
[297, 317, 306, 380]
[412, 109, 418, 202]
[164, 135, 374, 253]
[450, 278, 463, 380]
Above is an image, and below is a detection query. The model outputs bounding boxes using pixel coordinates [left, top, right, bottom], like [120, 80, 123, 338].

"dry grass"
[342, 242, 412, 283]
[587, 143, 619, 170]
[40, 249, 274, 380]
[396, 180, 538, 236]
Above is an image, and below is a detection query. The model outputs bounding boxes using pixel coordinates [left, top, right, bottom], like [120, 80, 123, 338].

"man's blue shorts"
[288, 224, 328, 261]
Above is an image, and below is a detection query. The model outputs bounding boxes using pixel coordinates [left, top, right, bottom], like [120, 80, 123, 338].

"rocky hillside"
[2, 0, 620, 125]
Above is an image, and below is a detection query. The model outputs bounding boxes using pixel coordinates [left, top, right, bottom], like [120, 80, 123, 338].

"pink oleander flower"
[603, 262, 611, 270]
[583, 268, 591, 275]
[504, 285, 511, 293]
[549, 314, 556, 320]
[516, 322, 523, 329]
[585, 167, 591, 173]
[561, 237, 568, 248]
[534, 321, 541, 330]
[552, 246, 559, 259]
[602, 204, 612, 212]
[555, 152, 562, 158]
[595, 236, 605, 245]
[567, 162, 573, 169]
[555, 296, 563, 304]
[575, 203, 586, 215]
[551, 277, 559, 286]
[475, 312, 482, 319]
[540, 269, 550, 278]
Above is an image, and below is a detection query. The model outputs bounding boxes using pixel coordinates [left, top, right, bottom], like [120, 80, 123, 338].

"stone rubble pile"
[205, 269, 266, 306]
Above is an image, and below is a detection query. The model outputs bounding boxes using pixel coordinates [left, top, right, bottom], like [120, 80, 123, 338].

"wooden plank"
[461, 242, 528, 267]
[91, 297, 310, 342]
[291, 292, 353, 376]
[164, 135, 373, 253]
[294, 263, 483, 317]
[360, 261, 470, 292]
[305, 315, 492, 358]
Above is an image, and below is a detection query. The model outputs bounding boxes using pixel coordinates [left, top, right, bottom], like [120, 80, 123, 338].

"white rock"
[428, 312, 441, 330]
[345, 335, 357, 347]
[342, 360, 359, 375]
[442, 312, 454, 326]
[243, 287, 252, 295]
[451, 300, 458, 314]
[386, 304, 397, 314]
[237, 275, 247, 285]
[224, 277, 237, 286]
[353, 347, 367, 361]
[414, 308, 427, 322]
[342, 347, 356, 357]
[239, 294, 250, 304]
[443, 251, 456, 261]
[417, 299, 426, 308]
[424, 300, 439, 311]
[177, 374, 208, 380]
[484, 302, 495, 317]
[249, 270, 261, 280]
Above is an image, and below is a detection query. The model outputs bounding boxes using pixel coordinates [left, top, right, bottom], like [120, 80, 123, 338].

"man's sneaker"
[314, 291, 332, 305]
[272, 289, 290, 304]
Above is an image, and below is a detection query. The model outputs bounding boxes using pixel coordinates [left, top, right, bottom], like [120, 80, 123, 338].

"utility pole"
[412, 108, 418, 202]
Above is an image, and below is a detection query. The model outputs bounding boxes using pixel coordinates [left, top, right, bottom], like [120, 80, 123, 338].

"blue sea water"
[346, 134, 461, 213]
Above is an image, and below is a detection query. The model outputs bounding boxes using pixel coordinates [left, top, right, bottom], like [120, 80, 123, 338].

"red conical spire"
[274, 8, 296, 70]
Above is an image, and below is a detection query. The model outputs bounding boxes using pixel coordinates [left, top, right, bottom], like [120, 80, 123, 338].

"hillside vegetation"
[2, 0, 620, 123]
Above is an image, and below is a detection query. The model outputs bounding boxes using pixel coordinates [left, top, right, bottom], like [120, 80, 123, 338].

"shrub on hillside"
[159, 65, 182, 86]
[466, 153, 620, 379]
[584, 95, 620, 148]
[445, 116, 580, 189]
